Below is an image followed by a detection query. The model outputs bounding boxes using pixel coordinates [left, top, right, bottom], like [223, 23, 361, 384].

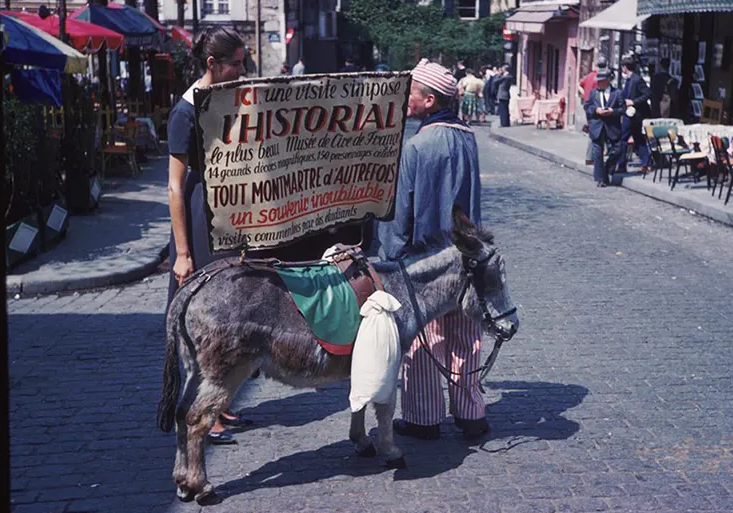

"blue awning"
[11, 68, 62, 107]
[0, 13, 87, 73]
[71, 4, 161, 48]
[637, 0, 733, 15]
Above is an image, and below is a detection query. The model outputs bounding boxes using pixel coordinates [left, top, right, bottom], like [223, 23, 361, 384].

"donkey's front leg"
[374, 391, 406, 469]
[349, 407, 376, 457]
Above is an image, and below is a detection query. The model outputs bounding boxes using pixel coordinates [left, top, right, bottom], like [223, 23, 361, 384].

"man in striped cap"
[377, 59, 487, 441]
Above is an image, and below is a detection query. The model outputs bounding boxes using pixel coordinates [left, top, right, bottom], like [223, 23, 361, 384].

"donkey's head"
[451, 206, 519, 342]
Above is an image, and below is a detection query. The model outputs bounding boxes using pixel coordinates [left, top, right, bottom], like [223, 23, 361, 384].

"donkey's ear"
[451, 229, 482, 255]
[451, 204, 477, 236]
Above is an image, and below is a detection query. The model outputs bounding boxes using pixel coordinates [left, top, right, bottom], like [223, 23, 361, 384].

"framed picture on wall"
[714, 43, 724, 68]
[694, 65, 705, 82]
[692, 100, 702, 117]
[692, 83, 704, 100]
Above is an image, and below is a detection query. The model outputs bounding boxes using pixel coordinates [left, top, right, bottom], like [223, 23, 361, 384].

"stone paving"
[8, 136, 733, 513]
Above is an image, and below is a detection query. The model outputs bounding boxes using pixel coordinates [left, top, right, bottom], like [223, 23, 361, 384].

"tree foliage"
[345, 0, 507, 70]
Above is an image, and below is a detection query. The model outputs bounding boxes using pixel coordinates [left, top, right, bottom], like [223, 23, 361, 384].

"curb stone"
[6, 244, 169, 296]
[487, 127, 733, 228]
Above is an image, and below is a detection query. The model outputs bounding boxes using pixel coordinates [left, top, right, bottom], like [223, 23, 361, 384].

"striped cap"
[411, 58, 457, 97]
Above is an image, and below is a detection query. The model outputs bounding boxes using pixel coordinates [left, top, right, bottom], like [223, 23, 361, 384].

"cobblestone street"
[8, 133, 733, 513]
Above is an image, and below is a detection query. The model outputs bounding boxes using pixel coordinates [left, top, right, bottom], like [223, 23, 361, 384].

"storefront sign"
[194, 72, 410, 252]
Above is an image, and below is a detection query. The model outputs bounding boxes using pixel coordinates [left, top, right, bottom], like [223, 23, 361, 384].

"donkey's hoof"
[356, 442, 377, 458]
[176, 485, 195, 502]
[195, 483, 220, 505]
[386, 456, 407, 469]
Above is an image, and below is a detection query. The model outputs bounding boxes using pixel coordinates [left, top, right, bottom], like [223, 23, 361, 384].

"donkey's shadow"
[218, 380, 587, 498]
[232, 386, 350, 429]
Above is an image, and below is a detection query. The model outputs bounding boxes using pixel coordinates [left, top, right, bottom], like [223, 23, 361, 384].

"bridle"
[398, 247, 517, 392]
[457, 250, 517, 340]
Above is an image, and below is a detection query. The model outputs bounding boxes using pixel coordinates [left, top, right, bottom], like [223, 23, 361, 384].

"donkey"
[157, 207, 519, 504]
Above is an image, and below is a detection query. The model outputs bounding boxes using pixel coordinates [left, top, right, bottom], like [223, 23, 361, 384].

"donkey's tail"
[157, 295, 185, 433]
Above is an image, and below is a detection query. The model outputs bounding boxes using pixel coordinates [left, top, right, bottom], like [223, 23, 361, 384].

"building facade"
[505, 0, 580, 127]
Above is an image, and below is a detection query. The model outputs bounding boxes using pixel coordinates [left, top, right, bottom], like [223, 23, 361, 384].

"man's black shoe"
[455, 417, 490, 440]
[392, 419, 440, 440]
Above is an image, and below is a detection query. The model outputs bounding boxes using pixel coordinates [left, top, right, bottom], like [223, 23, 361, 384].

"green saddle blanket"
[275, 264, 361, 355]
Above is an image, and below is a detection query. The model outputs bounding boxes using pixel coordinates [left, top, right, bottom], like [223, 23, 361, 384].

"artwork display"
[692, 83, 704, 100]
[691, 100, 702, 117]
[694, 65, 705, 82]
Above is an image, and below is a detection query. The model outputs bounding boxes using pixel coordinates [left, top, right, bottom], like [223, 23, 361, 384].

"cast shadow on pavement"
[233, 386, 350, 429]
[216, 380, 587, 500]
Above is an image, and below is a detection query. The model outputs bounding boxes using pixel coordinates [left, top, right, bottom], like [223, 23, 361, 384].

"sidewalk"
[485, 122, 733, 227]
[7, 154, 171, 295]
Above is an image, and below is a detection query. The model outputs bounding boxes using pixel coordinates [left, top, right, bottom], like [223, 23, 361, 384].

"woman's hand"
[173, 254, 194, 286]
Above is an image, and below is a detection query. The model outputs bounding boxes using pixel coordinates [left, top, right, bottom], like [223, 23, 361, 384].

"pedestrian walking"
[584, 68, 625, 188]
[484, 65, 498, 116]
[495, 64, 513, 127]
[616, 55, 651, 174]
[458, 68, 484, 125]
[340, 58, 359, 73]
[377, 58, 487, 441]
[292, 57, 306, 76]
[454, 60, 467, 82]
[578, 56, 608, 165]
[166, 26, 254, 445]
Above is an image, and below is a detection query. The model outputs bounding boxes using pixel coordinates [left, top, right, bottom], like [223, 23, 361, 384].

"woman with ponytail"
[167, 26, 249, 444]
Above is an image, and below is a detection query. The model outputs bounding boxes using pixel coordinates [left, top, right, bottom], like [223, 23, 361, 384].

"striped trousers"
[400, 310, 485, 426]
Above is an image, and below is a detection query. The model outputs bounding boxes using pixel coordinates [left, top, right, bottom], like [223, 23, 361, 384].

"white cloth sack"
[349, 291, 402, 412]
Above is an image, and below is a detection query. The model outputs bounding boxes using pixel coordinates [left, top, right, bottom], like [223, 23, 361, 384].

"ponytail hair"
[192, 26, 245, 68]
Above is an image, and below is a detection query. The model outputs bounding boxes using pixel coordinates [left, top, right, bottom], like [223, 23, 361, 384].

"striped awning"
[637, 0, 733, 15]
[506, 1, 580, 34]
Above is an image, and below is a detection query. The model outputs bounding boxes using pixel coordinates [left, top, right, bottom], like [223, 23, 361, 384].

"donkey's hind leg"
[184, 377, 233, 504]
[349, 406, 376, 457]
[374, 391, 406, 469]
[173, 365, 199, 501]
[185, 364, 254, 504]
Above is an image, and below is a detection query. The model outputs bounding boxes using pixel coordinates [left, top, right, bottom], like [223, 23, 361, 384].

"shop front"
[639, 0, 733, 124]
[506, 0, 580, 128]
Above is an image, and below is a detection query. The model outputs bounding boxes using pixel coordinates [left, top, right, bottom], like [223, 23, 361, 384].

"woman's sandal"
[219, 412, 254, 428]
[207, 429, 237, 445]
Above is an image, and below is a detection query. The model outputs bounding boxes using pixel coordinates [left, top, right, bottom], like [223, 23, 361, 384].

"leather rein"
[398, 248, 517, 393]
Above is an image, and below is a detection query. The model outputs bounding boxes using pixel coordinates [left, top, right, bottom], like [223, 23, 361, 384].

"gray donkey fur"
[157, 208, 518, 504]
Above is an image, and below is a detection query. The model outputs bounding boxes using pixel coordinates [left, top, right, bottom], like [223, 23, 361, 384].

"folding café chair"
[668, 128, 707, 190]
[710, 136, 733, 205]
[645, 125, 675, 183]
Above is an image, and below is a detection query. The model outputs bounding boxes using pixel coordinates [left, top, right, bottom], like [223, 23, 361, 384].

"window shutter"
[478, 0, 490, 18]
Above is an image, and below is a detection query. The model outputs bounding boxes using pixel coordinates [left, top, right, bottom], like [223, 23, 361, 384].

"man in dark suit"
[495, 64, 514, 127]
[584, 69, 625, 187]
[616, 55, 651, 174]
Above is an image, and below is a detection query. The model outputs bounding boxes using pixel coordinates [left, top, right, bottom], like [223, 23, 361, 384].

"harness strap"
[397, 257, 507, 393]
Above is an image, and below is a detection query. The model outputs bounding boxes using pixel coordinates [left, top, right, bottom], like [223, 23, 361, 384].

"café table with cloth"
[675, 124, 733, 162]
